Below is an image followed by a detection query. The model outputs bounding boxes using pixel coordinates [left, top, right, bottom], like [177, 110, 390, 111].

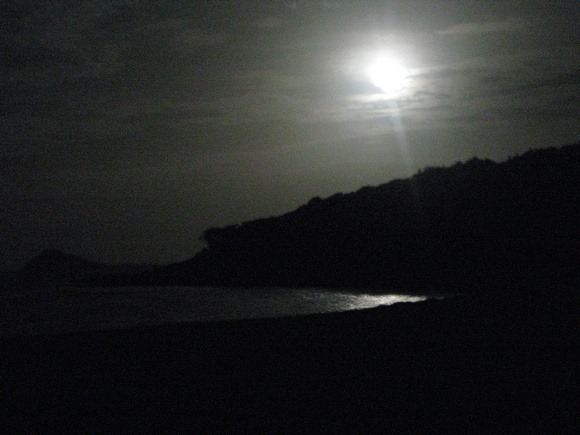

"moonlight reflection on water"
[1, 287, 427, 336]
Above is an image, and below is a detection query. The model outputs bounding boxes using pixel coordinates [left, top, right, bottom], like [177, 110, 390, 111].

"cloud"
[140, 18, 225, 47]
[438, 19, 525, 36]
[284, 0, 343, 11]
[492, 72, 580, 96]
[252, 16, 284, 29]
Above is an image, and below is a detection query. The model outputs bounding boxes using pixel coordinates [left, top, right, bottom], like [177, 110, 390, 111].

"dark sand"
[1, 295, 576, 433]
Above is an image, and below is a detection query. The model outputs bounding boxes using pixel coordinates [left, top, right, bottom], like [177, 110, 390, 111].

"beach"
[1, 295, 575, 432]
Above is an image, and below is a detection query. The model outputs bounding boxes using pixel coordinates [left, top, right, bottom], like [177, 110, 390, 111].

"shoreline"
[0, 287, 431, 338]
[1, 295, 575, 432]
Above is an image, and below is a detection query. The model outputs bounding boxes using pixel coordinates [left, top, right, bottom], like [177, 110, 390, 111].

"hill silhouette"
[4, 143, 578, 293]
[159, 143, 579, 294]
[0, 249, 158, 287]
[23, 249, 107, 276]
[2, 144, 577, 432]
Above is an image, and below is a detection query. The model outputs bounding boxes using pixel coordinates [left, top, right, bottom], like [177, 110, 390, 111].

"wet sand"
[1, 295, 576, 432]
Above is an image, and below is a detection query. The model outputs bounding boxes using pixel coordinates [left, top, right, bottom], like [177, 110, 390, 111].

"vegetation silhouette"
[160, 142, 579, 294]
[4, 142, 577, 295]
[1, 143, 577, 433]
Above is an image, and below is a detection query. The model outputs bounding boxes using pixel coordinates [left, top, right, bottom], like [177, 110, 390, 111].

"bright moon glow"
[367, 57, 408, 97]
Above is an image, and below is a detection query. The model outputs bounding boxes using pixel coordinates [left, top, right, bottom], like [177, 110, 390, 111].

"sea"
[0, 286, 426, 337]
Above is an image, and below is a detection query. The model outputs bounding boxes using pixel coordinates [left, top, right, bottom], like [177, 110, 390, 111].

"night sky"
[1, 1, 579, 270]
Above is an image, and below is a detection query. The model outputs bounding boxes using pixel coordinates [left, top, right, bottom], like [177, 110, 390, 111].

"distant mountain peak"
[17, 249, 160, 285]
[23, 249, 101, 273]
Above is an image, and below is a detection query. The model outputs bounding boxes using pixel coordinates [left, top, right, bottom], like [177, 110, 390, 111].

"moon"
[367, 57, 408, 97]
